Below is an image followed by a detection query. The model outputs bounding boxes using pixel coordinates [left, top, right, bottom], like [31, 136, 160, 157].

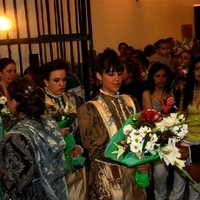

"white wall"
[90, 0, 200, 54]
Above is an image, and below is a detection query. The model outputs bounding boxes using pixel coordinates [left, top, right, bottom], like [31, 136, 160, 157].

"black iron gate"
[0, 0, 93, 100]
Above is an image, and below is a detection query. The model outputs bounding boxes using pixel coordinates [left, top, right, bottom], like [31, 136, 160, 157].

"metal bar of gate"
[75, 0, 81, 76]
[57, 0, 64, 59]
[66, 0, 75, 69]
[24, 0, 32, 54]
[2, 0, 11, 58]
[80, 0, 90, 101]
[34, 0, 43, 66]
[60, 0, 66, 60]
[54, 0, 60, 59]
[13, 0, 23, 76]
[40, 0, 47, 63]
[45, 0, 53, 61]
[86, 0, 95, 77]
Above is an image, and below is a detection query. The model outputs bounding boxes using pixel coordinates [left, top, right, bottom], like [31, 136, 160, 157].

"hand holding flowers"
[46, 103, 86, 172]
[45, 103, 71, 126]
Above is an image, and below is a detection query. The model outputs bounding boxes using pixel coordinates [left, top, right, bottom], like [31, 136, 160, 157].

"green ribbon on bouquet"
[58, 119, 68, 128]
[58, 119, 86, 173]
[104, 117, 160, 188]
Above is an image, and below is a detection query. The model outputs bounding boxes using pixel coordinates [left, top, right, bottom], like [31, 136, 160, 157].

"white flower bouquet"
[104, 109, 199, 188]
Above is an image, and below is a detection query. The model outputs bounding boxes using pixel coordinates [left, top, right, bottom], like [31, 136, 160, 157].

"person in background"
[77, 53, 149, 199]
[120, 59, 146, 108]
[0, 58, 17, 133]
[148, 39, 171, 69]
[0, 58, 16, 97]
[131, 50, 149, 84]
[172, 50, 193, 108]
[117, 42, 128, 60]
[0, 57, 15, 200]
[190, 40, 200, 59]
[169, 57, 200, 200]
[142, 62, 174, 200]
[88, 49, 100, 99]
[144, 44, 154, 58]
[54, 58, 84, 102]
[41, 60, 82, 144]
[41, 60, 87, 200]
[178, 50, 193, 72]
[166, 37, 175, 56]
[124, 45, 134, 61]
[1, 77, 68, 199]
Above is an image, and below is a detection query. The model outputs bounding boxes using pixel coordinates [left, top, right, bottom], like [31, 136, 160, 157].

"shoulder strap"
[121, 94, 136, 113]
[87, 95, 136, 138]
[87, 100, 118, 138]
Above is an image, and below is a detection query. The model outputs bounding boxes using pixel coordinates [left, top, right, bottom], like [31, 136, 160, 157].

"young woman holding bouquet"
[1, 77, 68, 199]
[142, 62, 176, 200]
[41, 60, 87, 200]
[0, 58, 17, 199]
[0, 57, 17, 98]
[77, 52, 150, 199]
[41, 60, 82, 141]
[0, 58, 17, 132]
[173, 57, 200, 199]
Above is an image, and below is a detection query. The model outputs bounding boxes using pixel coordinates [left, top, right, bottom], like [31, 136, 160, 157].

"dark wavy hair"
[95, 53, 124, 75]
[147, 62, 171, 94]
[0, 57, 16, 72]
[182, 57, 200, 111]
[41, 60, 67, 81]
[7, 77, 45, 123]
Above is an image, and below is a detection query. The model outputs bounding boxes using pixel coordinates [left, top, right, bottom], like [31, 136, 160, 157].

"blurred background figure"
[54, 58, 84, 102]
[120, 59, 146, 108]
[144, 44, 154, 58]
[117, 42, 128, 60]
[124, 45, 134, 61]
[149, 39, 171, 69]
[0, 58, 16, 97]
[166, 37, 176, 56]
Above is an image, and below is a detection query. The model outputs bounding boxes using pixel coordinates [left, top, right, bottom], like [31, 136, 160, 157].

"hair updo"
[7, 77, 45, 122]
[0, 57, 16, 72]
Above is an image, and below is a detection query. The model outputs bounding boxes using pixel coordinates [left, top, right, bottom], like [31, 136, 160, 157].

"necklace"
[100, 89, 120, 98]
[45, 87, 65, 109]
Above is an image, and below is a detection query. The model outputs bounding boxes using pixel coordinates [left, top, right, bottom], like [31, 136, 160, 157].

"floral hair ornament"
[24, 85, 34, 95]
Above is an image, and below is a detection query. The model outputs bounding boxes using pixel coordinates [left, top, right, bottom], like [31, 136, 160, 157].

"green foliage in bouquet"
[0, 96, 17, 132]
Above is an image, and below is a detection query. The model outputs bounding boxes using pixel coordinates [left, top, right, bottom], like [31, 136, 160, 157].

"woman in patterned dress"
[41, 60, 87, 200]
[77, 52, 149, 200]
[0, 77, 68, 200]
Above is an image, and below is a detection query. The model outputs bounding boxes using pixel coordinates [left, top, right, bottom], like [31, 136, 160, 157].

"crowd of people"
[0, 37, 200, 200]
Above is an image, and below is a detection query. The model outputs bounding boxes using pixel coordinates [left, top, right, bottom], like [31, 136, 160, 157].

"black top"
[119, 79, 146, 109]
